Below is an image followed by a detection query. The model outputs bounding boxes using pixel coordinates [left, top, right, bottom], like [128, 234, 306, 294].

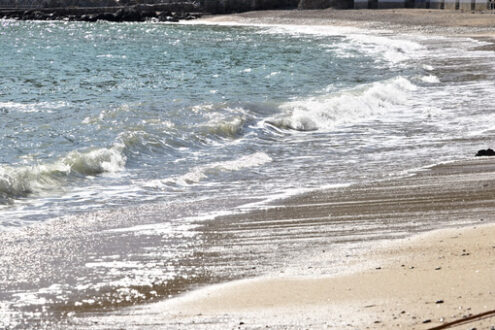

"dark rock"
[475, 148, 495, 157]
[21, 10, 33, 19]
[1, 1, 205, 22]
[46, 12, 58, 19]
[113, 8, 125, 21]
[158, 12, 179, 22]
[422, 319, 432, 324]
[123, 8, 142, 21]
[435, 300, 444, 304]
[100, 12, 117, 21]
[91, 12, 113, 21]
[80, 14, 97, 22]
[32, 11, 48, 20]
[142, 10, 159, 19]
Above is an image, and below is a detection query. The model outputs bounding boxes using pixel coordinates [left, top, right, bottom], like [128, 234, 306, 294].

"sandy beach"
[199, 8, 495, 31]
[161, 223, 495, 329]
[74, 158, 495, 329]
[147, 10, 495, 329]
[3, 8, 495, 329]
[65, 9, 495, 329]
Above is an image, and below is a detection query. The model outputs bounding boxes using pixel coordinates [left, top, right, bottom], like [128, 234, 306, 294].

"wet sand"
[162, 223, 495, 329]
[73, 157, 495, 328]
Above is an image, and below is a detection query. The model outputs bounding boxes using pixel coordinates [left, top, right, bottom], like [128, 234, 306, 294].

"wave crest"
[266, 76, 417, 132]
[0, 163, 68, 198]
[197, 107, 249, 139]
[63, 144, 126, 176]
[0, 145, 126, 201]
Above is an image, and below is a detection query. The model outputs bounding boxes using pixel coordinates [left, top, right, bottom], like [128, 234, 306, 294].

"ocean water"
[1, 19, 495, 327]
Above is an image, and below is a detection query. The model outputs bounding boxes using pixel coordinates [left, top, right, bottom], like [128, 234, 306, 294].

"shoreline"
[3, 9, 495, 328]
[73, 156, 495, 328]
[158, 223, 495, 329]
[68, 11, 495, 328]
[197, 8, 495, 37]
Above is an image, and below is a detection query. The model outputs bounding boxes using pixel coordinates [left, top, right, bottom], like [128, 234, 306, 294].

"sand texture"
[163, 224, 495, 329]
[200, 8, 495, 36]
[74, 159, 495, 329]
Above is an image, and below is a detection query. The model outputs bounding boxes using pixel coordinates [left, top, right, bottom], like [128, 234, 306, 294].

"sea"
[1, 18, 495, 327]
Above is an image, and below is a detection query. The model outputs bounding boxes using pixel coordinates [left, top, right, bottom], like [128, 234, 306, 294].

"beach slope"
[163, 224, 495, 329]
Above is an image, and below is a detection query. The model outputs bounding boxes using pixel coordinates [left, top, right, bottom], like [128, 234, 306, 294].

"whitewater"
[1, 18, 495, 327]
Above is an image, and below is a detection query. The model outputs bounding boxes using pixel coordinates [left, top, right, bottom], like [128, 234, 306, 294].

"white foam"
[96, 54, 127, 59]
[265, 71, 280, 78]
[0, 101, 68, 113]
[183, 20, 379, 36]
[421, 75, 440, 84]
[180, 152, 272, 184]
[238, 183, 351, 211]
[201, 111, 246, 138]
[144, 152, 271, 189]
[267, 76, 417, 132]
[423, 64, 434, 71]
[183, 21, 423, 64]
[63, 143, 126, 175]
[344, 34, 425, 64]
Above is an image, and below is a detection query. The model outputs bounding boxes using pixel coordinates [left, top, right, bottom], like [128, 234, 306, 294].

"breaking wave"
[421, 75, 440, 84]
[195, 106, 251, 139]
[203, 116, 246, 139]
[266, 76, 417, 132]
[0, 144, 126, 200]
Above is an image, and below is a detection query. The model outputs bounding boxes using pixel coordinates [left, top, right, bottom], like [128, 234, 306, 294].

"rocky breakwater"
[0, 0, 352, 23]
[0, 2, 201, 22]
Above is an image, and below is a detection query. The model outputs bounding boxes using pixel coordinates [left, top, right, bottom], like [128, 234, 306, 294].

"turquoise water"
[2, 19, 495, 327]
[0, 20, 410, 225]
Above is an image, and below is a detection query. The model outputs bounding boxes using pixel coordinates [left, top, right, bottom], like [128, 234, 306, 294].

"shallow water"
[1, 19, 495, 327]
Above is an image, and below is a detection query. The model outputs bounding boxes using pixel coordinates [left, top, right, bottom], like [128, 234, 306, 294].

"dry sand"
[199, 8, 495, 30]
[198, 8, 495, 41]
